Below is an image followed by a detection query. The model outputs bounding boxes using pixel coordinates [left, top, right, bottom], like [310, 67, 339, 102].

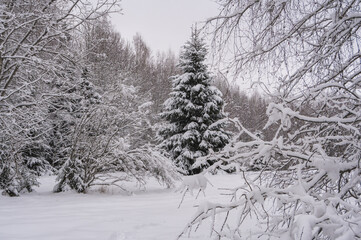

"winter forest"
[0, 0, 360, 239]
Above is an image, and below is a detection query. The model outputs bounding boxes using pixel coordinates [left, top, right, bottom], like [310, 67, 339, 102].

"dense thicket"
[0, 1, 179, 196]
[0, 0, 120, 196]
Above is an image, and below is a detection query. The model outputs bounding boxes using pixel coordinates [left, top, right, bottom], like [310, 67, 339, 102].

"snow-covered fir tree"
[159, 28, 230, 175]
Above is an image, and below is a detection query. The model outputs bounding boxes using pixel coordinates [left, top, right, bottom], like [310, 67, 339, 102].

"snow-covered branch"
[182, 0, 361, 238]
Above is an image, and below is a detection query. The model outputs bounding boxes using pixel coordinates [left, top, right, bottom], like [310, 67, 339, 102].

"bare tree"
[181, 0, 361, 239]
[81, 16, 133, 89]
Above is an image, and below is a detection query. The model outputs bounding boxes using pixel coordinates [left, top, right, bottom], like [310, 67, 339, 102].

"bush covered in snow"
[54, 98, 180, 193]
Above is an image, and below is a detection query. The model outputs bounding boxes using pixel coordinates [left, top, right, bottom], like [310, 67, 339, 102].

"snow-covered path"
[0, 174, 243, 240]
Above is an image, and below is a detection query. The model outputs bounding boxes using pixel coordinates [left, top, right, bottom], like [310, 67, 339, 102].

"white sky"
[111, 0, 219, 54]
[110, 0, 257, 91]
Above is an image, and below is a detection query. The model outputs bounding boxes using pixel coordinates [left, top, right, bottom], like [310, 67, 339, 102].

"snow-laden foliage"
[47, 67, 102, 170]
[181, 0, 361, 239]
[159, 29, 230, 174]
[0, 0, 119, 196]
[54, 84, 180, 193]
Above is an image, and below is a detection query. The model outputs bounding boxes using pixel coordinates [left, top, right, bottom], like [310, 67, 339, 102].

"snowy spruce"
[159, 29, 230, 174]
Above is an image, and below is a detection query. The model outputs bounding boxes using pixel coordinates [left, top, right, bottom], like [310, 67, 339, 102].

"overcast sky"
[111, 0, 219, 54]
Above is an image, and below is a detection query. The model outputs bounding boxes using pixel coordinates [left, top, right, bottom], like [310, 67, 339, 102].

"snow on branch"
[183, 1, 361, 235]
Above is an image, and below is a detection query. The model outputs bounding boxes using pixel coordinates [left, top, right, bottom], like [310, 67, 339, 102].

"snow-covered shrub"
[0, 99, 52, 196]
[54, 100, 180, 193]
[182, 107, 361, 238]
[0, 152, 38, 197]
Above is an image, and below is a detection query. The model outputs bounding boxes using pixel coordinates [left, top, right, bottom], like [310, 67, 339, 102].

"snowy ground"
[0, 173, 246, 240]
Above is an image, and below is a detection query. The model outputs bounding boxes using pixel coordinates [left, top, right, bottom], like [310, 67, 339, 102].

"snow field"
[0, 174, 247, 240]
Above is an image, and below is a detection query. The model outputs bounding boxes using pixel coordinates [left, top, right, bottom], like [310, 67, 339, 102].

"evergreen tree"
[159, 29, 230, 175]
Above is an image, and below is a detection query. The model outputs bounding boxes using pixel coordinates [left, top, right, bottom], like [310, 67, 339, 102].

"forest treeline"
[0, 1, 268, 196]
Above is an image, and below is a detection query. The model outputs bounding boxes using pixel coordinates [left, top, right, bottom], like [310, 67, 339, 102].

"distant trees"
[159, 29, 230, 174]
[82, 17, 124, 89]
[213, 77, 270, 140]
[181, 0, 361, 239]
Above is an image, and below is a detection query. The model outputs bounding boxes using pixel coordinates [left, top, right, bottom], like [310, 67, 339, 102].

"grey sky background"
[111, 0, 219, 54]
[110, 0, 256, 90]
